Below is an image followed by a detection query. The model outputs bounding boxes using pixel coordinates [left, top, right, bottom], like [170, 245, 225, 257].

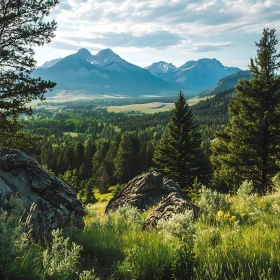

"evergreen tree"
[153, 91, 209, 190]
[0, 0, 57, 118]
[211, 28, 280, 193]
[114, 133, 140, 184]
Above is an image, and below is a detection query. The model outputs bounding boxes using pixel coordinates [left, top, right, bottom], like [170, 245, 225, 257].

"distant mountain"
[198, 70, 252, 98]
[146, 58, 241, 93]
[145, 61, 177, 79]
[40, 57, 62, 68]
[33, 48, 175, 96]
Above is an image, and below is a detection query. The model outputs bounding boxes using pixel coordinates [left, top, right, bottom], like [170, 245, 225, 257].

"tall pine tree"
[211, 28, 280, 193]
[153, 91, 209, 190]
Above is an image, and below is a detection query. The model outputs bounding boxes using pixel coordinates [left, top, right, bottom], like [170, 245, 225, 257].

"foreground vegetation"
[2, 179, 280, 280]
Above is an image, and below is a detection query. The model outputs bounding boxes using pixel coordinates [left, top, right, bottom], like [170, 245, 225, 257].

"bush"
[197, 187, 232, 224]
[116, 204, 144, 228]
[0, 195, 29, 280]
[157, 210, 196, 278]
[42, 229, 82, 280]
[198, 186, 232, 214]
[272, 173, 280, 191]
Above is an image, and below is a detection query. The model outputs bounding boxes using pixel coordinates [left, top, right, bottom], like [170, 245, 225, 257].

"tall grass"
[2, 184, 280, 279]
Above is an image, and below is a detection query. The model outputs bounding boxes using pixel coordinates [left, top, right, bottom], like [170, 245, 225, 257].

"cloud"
[47, 0, 280, 52]
[184, 42, 233, 53]
[77, 30, 183, 48]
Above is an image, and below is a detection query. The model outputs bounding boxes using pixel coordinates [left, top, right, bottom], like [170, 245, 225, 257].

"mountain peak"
[76, 48, 92, 60]
[96, 48, 116, 56]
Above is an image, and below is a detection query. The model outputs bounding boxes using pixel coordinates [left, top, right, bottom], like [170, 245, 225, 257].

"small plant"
[237, 180, 254, 196]
[157, 211, 196, 278]
[157, 210, 195, 243]
[0, 195, 29, 280]
[272, 172, 280, 191]
[236, 180, 257, 210]
[116, 204, 144, 227]
[198, 186, 232, 214]
[42, 229, 82, 280]
[78, 269, 97, 280]
[197, 186, 232, 224]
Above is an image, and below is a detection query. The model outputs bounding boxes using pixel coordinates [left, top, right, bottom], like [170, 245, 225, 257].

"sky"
[34, 0, 280, 70]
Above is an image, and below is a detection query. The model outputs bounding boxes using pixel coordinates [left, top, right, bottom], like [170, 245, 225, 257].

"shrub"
[116, 204, 144, 228]
[197, 187, 232, 224]
[0, 195, 29, 280]
[198, 186, 232, 214]
[42, 229, 82, 280]
[236, 180, 257, 210]
[157, 210, 196, 278]
[272, 172, 280, 190]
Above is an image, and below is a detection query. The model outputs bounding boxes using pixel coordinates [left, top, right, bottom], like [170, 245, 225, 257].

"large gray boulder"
[105, 171, 199, 225]
[105, 171, 181, 213]
[144, 192, 199, 229]
[0, 148, 85, 238]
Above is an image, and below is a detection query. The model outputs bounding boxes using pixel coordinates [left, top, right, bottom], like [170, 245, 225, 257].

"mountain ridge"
[35, 48, 242, 97]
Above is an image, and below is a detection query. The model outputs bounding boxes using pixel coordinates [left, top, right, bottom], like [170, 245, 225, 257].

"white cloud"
[35, 0, 280, 68]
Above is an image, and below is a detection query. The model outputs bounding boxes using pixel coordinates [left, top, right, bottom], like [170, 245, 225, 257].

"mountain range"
[34, 48, 243, 97]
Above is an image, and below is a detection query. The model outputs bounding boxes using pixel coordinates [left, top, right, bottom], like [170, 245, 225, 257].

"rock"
[0, 148, 85, 239]
[106, 171, 183, 213]
[144, 192, 200, 229]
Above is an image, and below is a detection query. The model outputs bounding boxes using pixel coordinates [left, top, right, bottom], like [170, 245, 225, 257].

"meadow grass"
[106, 102, 174, 113]
[2, 184, 280, 279]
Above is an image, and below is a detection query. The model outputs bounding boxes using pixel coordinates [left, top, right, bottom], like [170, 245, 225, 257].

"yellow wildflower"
[223, 212, 231, 219]
[230, 215, 236, 221]
[217, 210, 224, 219]
[225, 194, 231, 199]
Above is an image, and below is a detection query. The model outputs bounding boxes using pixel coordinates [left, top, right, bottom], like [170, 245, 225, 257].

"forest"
[1, 0, 280, 279]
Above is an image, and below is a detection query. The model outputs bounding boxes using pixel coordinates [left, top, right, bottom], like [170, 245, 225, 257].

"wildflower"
[241, 213, 245, 217]
[223, 212, 231, 219]
[217, 210, 224, 219]
[230, 215, 236, 221]
[225, 194, 231, 199]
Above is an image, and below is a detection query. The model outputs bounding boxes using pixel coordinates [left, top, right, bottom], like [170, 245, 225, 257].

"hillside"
[198, 70, 252, 98]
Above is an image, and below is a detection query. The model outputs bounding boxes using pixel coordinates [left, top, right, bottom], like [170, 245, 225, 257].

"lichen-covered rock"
[144, 192, 199, 229]
[0, 148, 85, 238]
[105, 171, 182, 213]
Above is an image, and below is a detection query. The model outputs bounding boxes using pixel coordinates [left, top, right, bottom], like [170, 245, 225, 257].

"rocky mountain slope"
[35, 49, 242, 97]
[146, 58, 241, 93]
[33, 48, 174, 96]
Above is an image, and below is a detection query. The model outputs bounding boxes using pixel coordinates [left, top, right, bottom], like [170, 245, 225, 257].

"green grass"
[3, 185, 280, 279]
[106, 97, 212, 114]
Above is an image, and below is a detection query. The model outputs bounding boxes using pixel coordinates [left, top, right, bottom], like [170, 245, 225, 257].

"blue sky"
[35, 0, 280, 70]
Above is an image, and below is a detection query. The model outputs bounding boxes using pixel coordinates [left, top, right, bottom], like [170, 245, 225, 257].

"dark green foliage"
[153, 91, 210, 190]
[114, 133, 141, 184]
[0, 0, 58, 117]
[0, 117, 41, 155]
[212, 28, 280, 192]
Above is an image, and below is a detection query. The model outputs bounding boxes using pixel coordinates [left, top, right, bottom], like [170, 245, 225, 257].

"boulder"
[144, 192, 199, 229]
[105, 171, 181, 213]
[0, 148, 85, 238]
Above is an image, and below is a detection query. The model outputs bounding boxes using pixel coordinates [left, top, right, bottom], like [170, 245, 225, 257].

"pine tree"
[0, 0, 58, 118]
[153, 91, 209, 190]
[114, 133, 140, 184]
[211, 28, 280, 193]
